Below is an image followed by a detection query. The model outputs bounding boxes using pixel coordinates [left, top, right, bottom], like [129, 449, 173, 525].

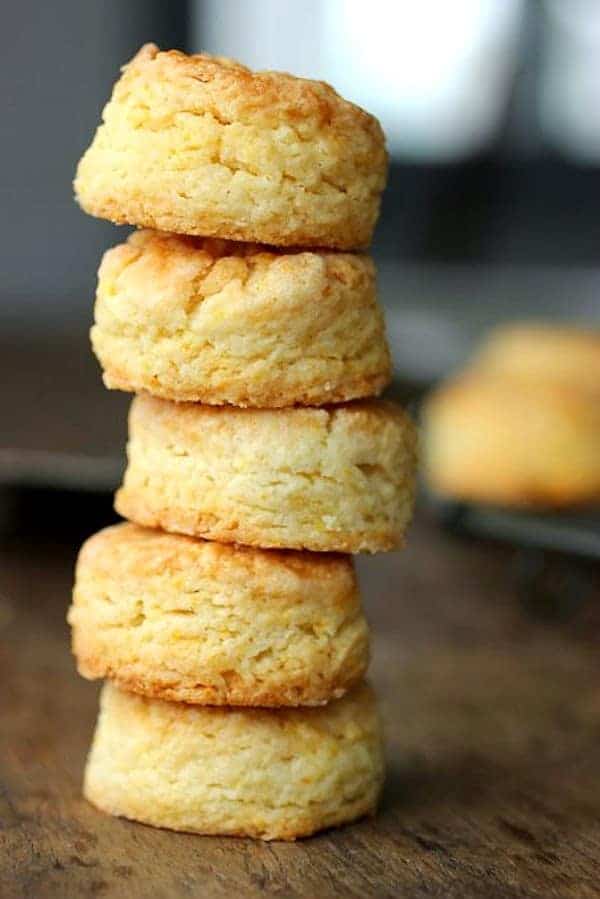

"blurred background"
[1, 0, 599, 506]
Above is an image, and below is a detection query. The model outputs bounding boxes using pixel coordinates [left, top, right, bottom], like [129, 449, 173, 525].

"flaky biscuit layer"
[84, 682, 384, 840]
[75, 44, 387, 249]
[92, 230, 391, 407]
[115, 396, 418, 553]
[69, 523, 369, 706]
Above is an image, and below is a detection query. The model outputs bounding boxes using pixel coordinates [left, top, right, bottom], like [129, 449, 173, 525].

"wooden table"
[2, 503, 600, 898]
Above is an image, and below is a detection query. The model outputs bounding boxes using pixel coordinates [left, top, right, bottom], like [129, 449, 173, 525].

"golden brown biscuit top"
[104, 228, 374, 278]
[129, 392, 415, 442]
[97, 229, 378, 335]
[78, 522, 354, 583]
[121, 43, 386, 148]
[471, 322, 600, 391]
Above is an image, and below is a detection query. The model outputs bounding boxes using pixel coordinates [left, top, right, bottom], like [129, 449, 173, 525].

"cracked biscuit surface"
[115, 396, 418, 553]
[91, 230, 391, 407]
[84, 682, 384, 840]
[75, 44, 387, 249]
[69, 522, 368, 707]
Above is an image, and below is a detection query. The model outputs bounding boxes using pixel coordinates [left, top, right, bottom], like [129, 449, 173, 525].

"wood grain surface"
[2, 504, 600, 898]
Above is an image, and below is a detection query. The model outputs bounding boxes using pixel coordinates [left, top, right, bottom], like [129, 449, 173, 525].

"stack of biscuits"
[68, 44, 418, 841]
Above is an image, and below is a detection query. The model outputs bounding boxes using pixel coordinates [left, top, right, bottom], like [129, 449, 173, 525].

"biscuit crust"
[75, 44, 388, 249]
[69, 523, 369, 707]
[84, 682, 384, 841]
[115, 396, 418, 553]
[91, 230, 391, 407]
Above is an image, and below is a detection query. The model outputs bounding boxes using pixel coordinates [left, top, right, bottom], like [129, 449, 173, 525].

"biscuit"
[84, 682, 383, 841]
[75, 44, 387, 249]
[91, 230, 391, 407]
[115, 396, 418, 553]
[423, 375, 600, 508]
[472, 323, 600, 393]
[69, 522, 368, 707]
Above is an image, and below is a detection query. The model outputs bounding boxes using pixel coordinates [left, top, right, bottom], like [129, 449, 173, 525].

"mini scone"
[69, 522, 369, 707]
[84, 682, 384, 841]
[423, 375, 600, 508]
[115, 396, 418, 553]
[75, 44, 387, 249]
[91, 230, 391, 407]
[471, 323, 600, 393]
